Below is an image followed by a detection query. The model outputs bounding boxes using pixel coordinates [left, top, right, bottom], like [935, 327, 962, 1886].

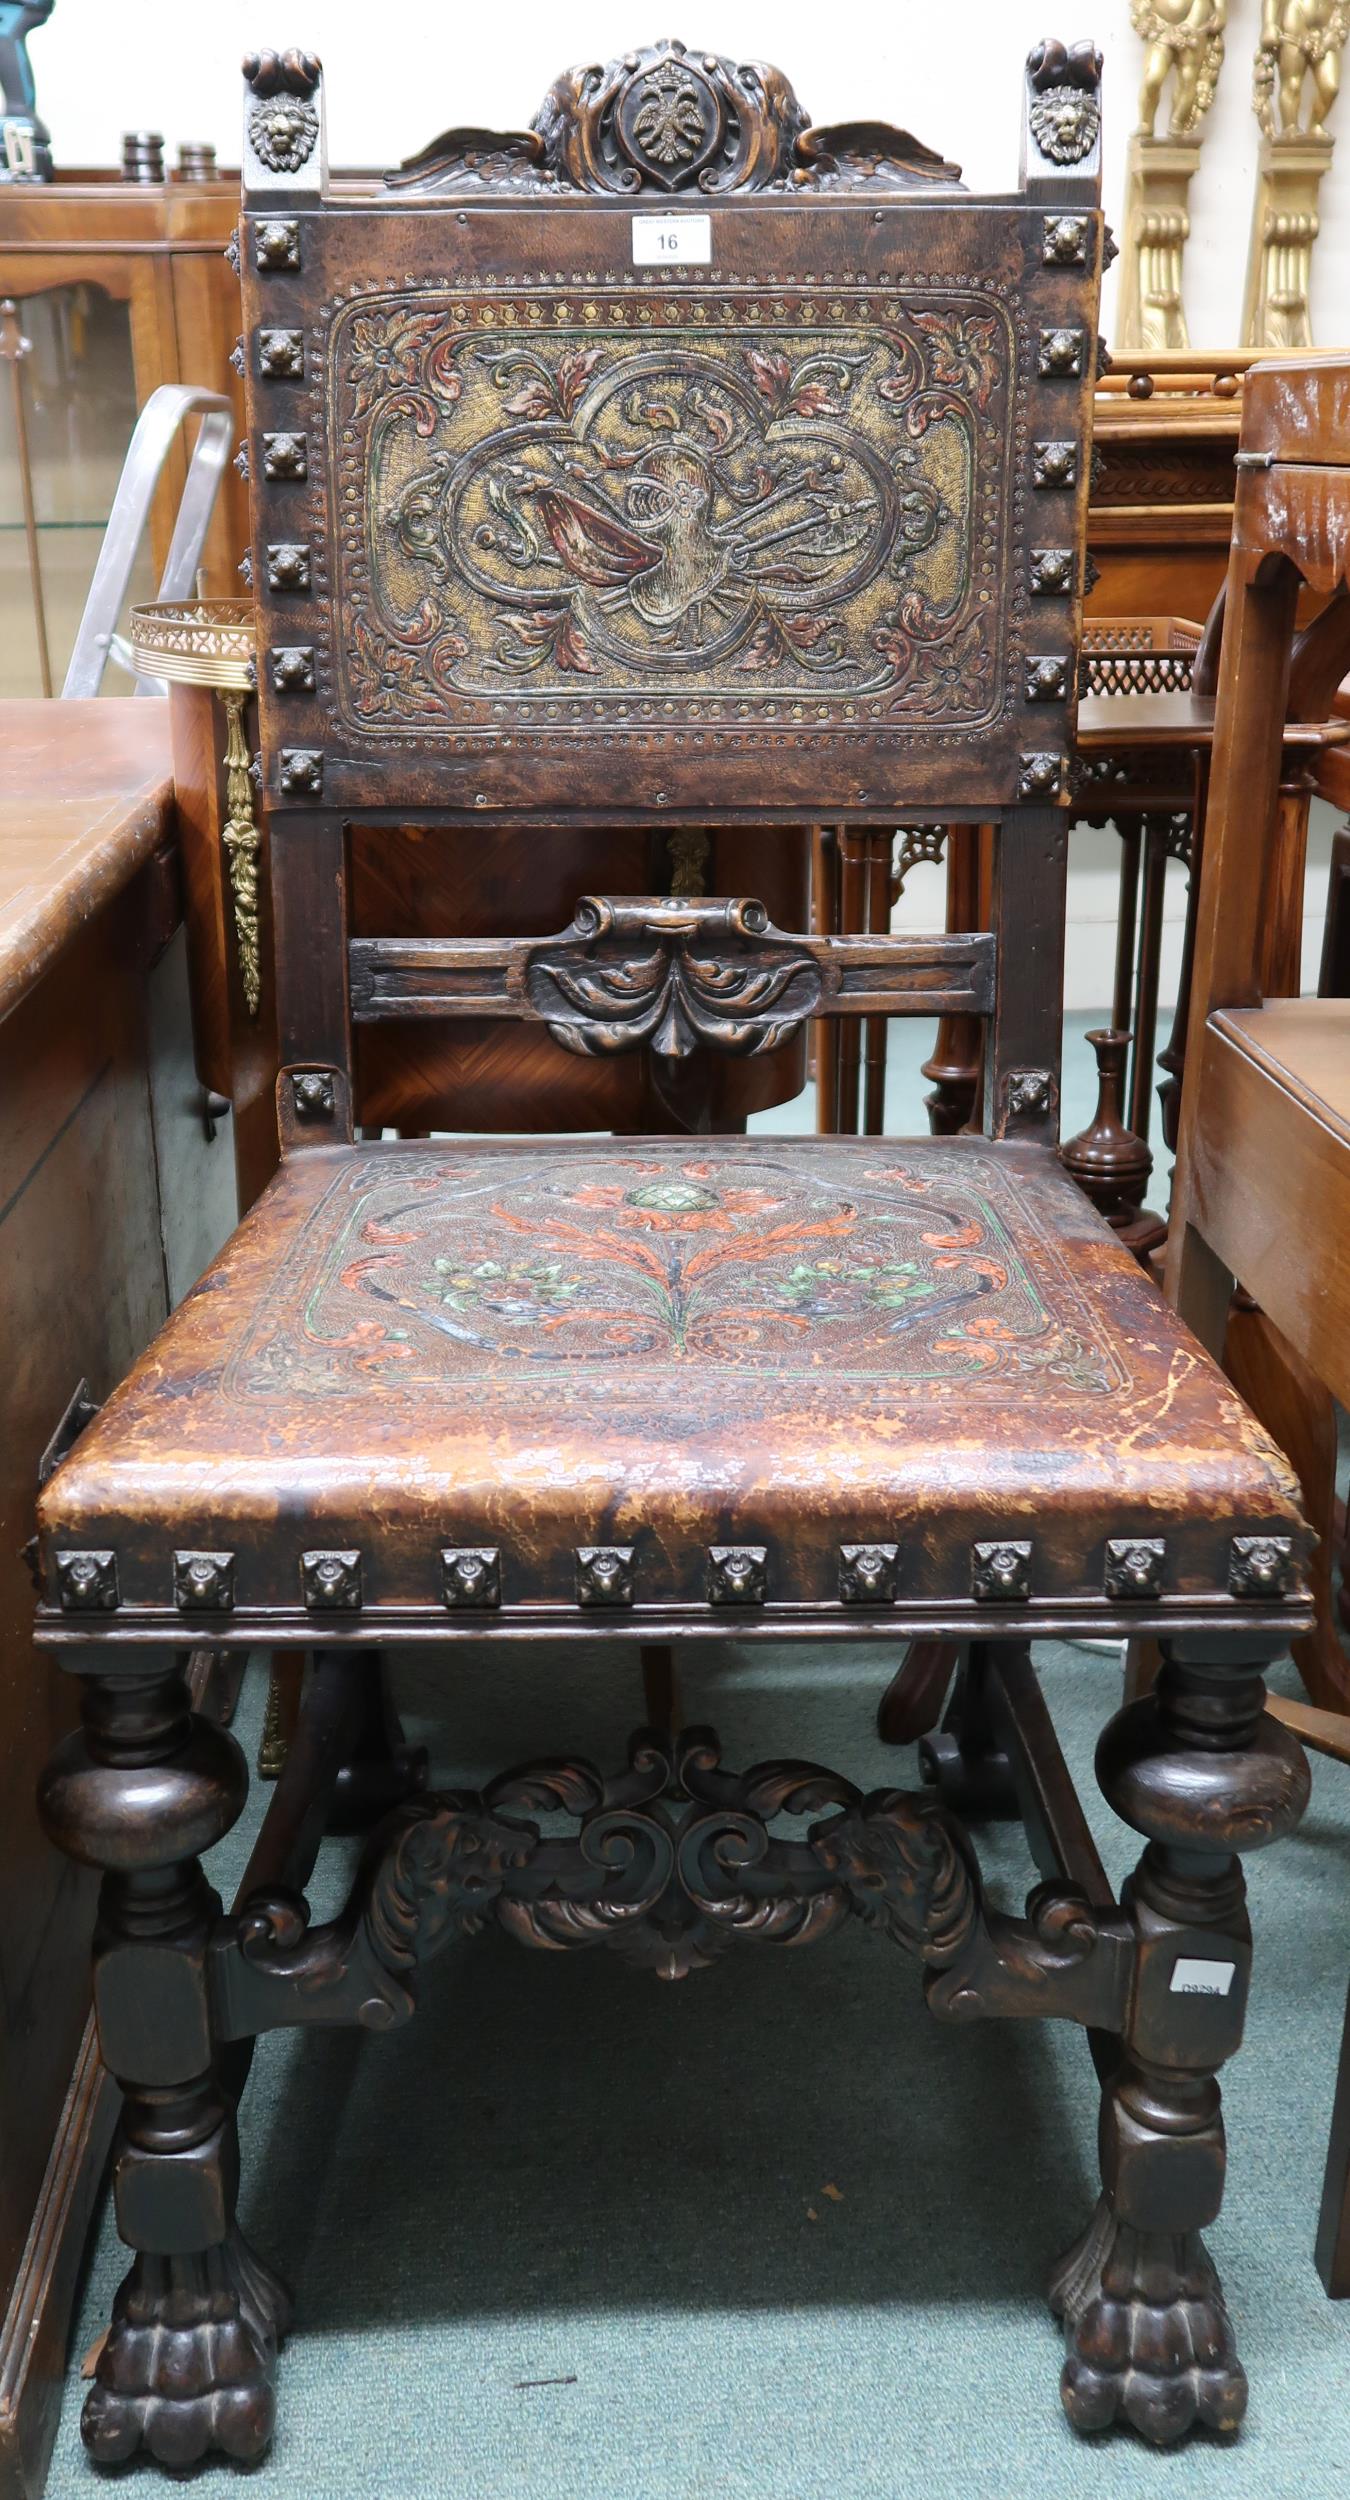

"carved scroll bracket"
[526, 894, 820, 1060]
[209, 1727, 1134, 2034]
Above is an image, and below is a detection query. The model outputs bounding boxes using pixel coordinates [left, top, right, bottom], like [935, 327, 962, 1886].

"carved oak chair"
[35, 36, 1315, 2469]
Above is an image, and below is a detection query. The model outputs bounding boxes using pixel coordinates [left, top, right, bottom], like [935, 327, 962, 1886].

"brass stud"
[279, 748, 323, 798]
[266, 542, 310, 593]
[1228, 1536, 1294, 1599]
[1043, 212, 1089, 266]
[258, 327, 304, 379]
[1025, 655, 1069, 703]
[971, 1541, 1032, 1602]
[708, 1546, 768, 1605]
[262, 430, 308, 481]
[1038, 326, 1084, 378]
[442, 1547, 501, 1609]
[255, 218, 301, 271]
[839, 1544, 900, 1606]
[1103, 1539, 1164, 1601]
[575, 1546, 635, 1606]
[270, 645, 315, 694]
[174, 1551, 236, 1612]
[290, 1069, 335, 1120]
[301, 1550, 362, 1611]
[55, 1551, 119, 1613]
[1033, 439, 1077, 490]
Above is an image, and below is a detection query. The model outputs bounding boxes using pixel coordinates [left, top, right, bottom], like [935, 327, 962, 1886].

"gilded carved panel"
[328, 282, 1016, 743]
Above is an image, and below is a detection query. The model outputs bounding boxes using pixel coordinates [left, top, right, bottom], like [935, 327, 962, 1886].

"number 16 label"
[632, 214, 712, 266]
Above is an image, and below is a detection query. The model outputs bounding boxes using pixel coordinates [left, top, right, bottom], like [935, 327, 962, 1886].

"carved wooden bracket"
[210, 1726, 1134, 2017]
[349, 895, 994, 1058]
[386, 35, 961, 196]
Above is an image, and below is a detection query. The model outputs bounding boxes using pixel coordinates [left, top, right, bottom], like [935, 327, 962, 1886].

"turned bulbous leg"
[1052, 1638, 1309, 2446]
[39, 1652, 290, 2466]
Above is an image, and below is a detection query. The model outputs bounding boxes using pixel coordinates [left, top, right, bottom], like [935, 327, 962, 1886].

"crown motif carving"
[388, 36, 960, 196]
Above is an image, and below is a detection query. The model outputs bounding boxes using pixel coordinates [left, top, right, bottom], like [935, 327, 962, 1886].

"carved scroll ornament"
[387, 36, 961, 196]
[526, 895, 820, 1059]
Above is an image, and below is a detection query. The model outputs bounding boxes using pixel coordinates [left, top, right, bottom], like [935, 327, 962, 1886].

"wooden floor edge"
[0, 2016, 117, 2500]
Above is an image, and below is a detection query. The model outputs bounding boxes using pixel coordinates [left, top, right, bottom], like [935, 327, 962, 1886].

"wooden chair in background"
[1158, 354, 1350, 2299]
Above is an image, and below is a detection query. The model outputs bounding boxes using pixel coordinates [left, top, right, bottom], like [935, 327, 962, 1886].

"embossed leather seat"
[43, 1134, 1302, 1624]
[34, 36, 1317, 2479]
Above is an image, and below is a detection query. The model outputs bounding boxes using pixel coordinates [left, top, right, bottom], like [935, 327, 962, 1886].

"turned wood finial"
[1059, 1028, 1154, 1233]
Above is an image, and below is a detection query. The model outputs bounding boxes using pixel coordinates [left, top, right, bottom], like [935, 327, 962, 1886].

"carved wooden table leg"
[38, 1652, 289, 2468]
[1052, 1635, 1309, 2445]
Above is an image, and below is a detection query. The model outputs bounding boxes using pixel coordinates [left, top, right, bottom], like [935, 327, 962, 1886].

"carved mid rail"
[349, 893, 995, 1058]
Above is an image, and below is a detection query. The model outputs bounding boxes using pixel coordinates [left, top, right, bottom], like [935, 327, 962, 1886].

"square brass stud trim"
[270, 645, 315, 694]
[442, 1547, 501, 1609]
[1038, 326, 1084, 378]
[1003, 1069, 1056, 1121]
[266, 542, 310, 593]
[279, 747, 323, 797]
[262, 430, 308, 481]
[708, 1546, 768, 1606]
[1043, 212, 1089, 266]
[1228, 1535, 1294, 1599]
[290, 1069, 335, 1121]
[256, 218, 301, 271]
[1018, 752, 1063, 802]
[1025, 655, 1070, 703]
[1030, 548, 1075, 597]
[174, 1551, 235, 1613]
[839, 1544, 900, 1606]
[576, 1546, 635, 1606]
[258, 327, 304, 379]
[55, 1550, 118, 1612]
[301, 1550, 362, 1611]
[972, 1541, 1032, 1602]
[1104, 1539, 1165, 1602]
[1033, 439, 1077, 491]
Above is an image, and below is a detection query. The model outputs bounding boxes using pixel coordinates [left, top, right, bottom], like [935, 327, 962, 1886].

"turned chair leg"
[39, 1651, 290, 2468]
[1052, 1635, 1309, 2444]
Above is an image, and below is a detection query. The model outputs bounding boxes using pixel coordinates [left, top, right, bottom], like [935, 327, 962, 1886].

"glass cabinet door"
[0, 279, 157, 696]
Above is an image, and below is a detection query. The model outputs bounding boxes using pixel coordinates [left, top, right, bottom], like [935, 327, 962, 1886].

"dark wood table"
[0, 701, 236, 2497]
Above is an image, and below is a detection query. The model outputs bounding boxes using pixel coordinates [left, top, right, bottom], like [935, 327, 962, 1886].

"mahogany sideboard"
[0, 700, 236, 2495]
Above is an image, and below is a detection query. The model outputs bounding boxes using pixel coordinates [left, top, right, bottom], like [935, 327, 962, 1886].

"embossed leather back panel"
[244, 201, 1099, 817]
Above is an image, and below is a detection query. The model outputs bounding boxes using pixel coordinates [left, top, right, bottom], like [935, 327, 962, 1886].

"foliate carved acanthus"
[1027, 37, 1104, 164]
[276, 1730, 983, 1989]
[526, 896, 821, 1062]
[388, 38, 960, 198]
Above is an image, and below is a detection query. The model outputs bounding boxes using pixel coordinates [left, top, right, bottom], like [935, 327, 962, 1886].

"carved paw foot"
[82, 2226, 292, 2468]
[1049, 2195, 1246, 2446]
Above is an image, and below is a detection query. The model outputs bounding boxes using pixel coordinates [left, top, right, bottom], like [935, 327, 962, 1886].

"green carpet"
[49, 1639, 1350, 2499]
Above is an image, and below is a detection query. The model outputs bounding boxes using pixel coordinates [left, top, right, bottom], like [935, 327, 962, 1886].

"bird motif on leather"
[484, 437, 881, 645]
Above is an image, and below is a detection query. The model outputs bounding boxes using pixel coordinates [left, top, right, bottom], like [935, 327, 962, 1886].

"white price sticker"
[1170, 1958, 1237, 1997]
[632, 213, 712, 267]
